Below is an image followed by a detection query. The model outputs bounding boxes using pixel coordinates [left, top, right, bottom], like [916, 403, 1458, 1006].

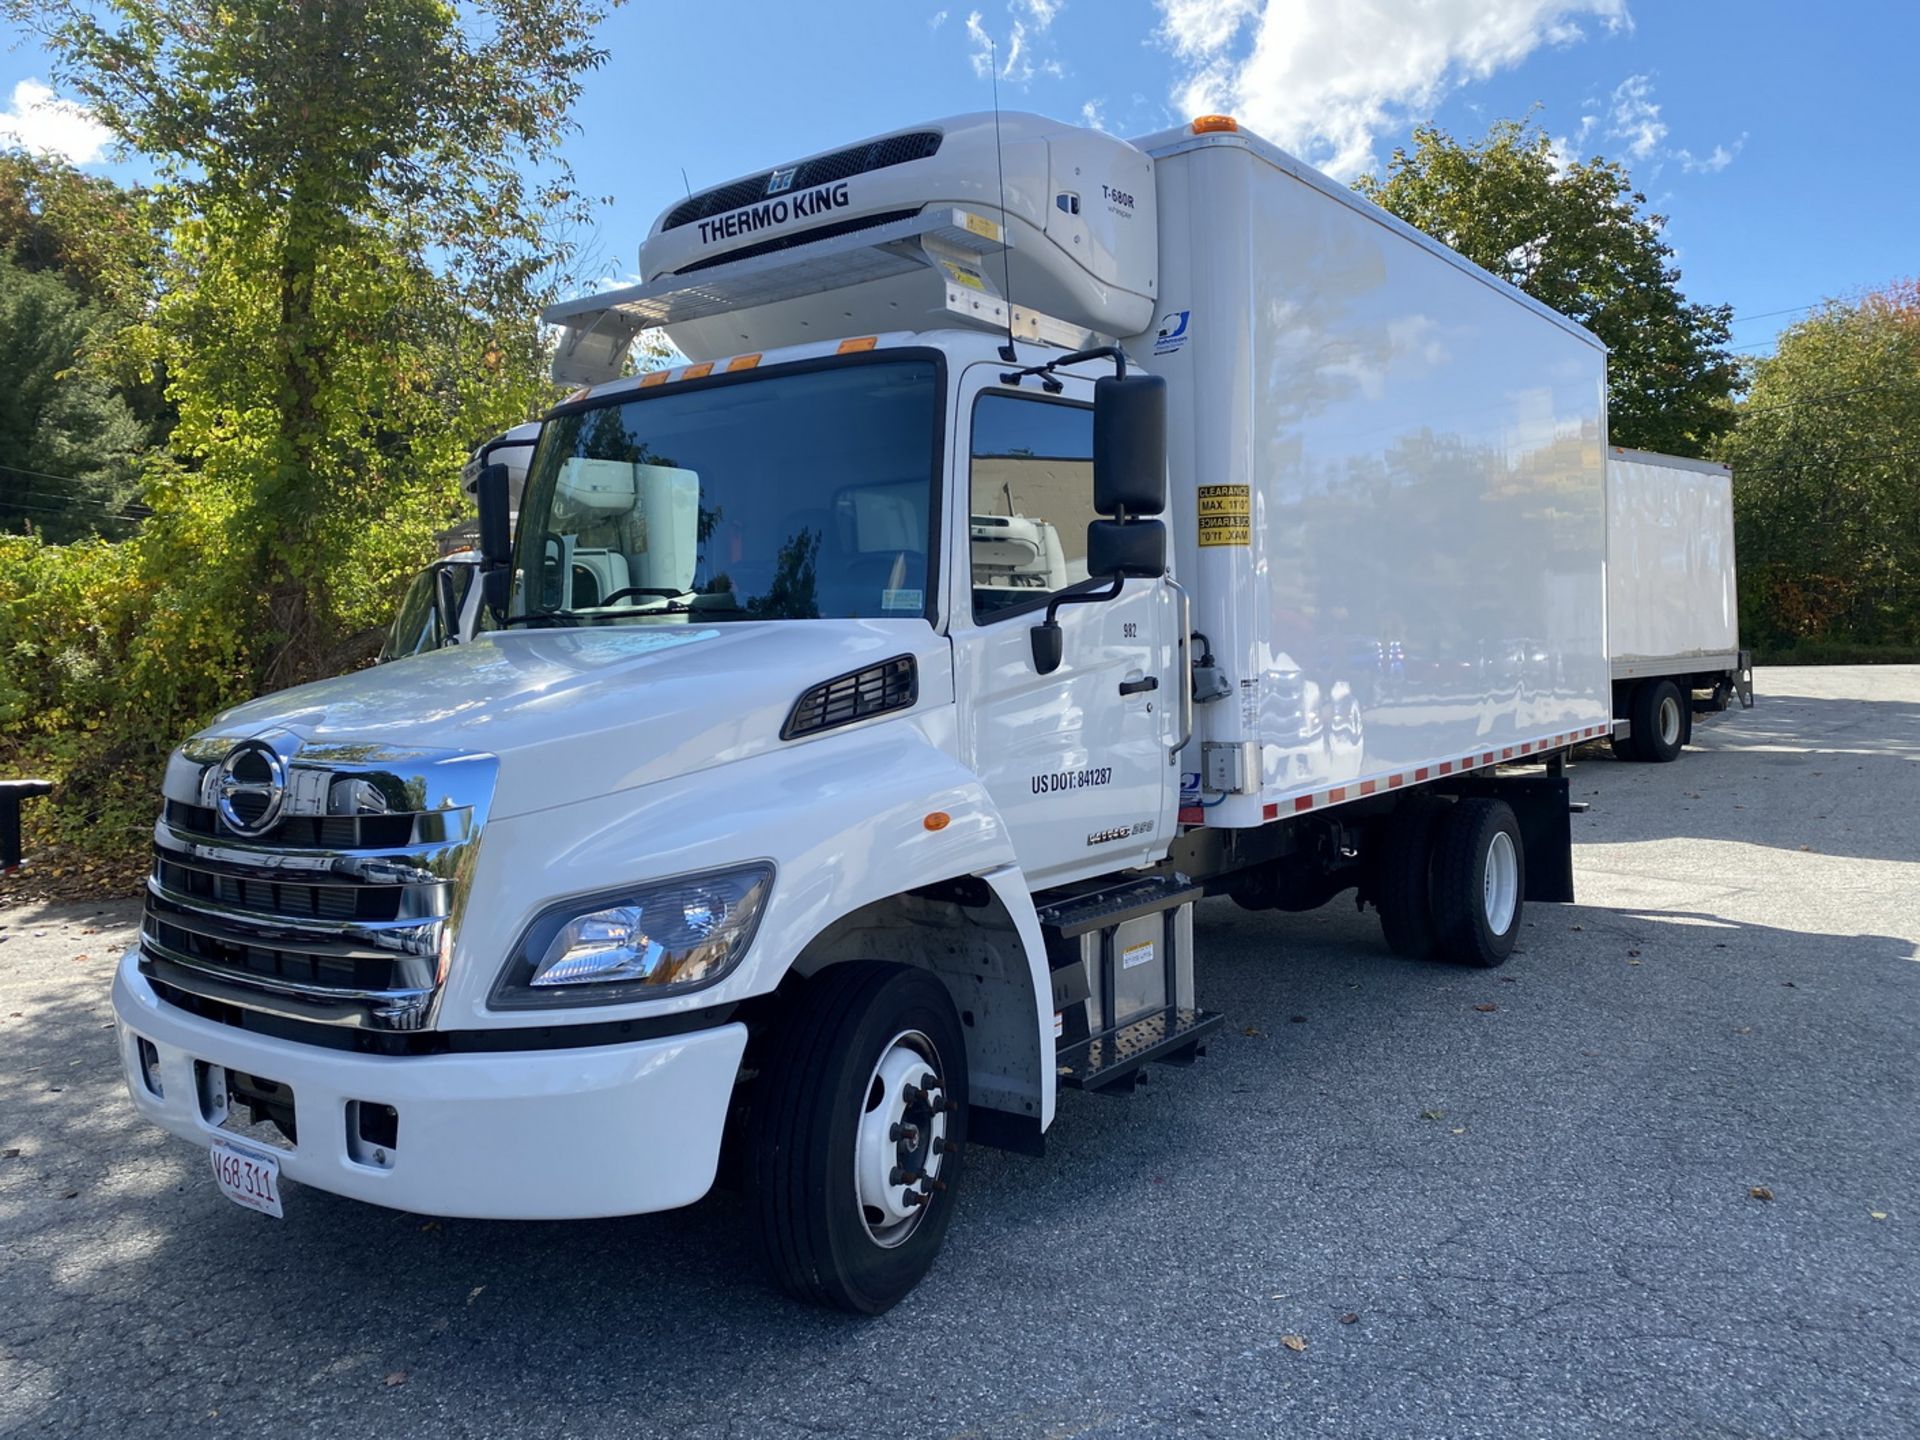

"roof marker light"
[680, 362, 714, 379]
[726, 353, 762, 371]
[1191, 115, 1239, 134]
[639, 370, 670, 388]
[837, 337, 878, 353]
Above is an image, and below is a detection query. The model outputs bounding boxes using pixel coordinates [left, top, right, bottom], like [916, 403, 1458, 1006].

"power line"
[1732, 382, 1909, 417]
[0, 460, 133, 488]
[1729, 301, 1827, 325]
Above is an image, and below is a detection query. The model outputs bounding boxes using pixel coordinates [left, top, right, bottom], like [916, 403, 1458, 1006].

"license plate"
[210, 1137, 284, 1218]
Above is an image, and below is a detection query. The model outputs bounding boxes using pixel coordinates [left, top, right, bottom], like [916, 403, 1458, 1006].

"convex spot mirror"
[1093, 372, 1168, 518]
[1087, 518, 1165, 579]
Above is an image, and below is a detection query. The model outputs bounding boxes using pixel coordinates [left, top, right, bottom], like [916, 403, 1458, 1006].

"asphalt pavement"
[2, 665, 1916, 1439]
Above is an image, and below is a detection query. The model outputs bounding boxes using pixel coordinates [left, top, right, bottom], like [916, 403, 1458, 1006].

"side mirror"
[476, 462, 513, 570]
[1030, 621, 1064, 674]
[432, 564, 461, 646]
[1088, 518, 1166, 578]
[1094, 373, 1168, 518]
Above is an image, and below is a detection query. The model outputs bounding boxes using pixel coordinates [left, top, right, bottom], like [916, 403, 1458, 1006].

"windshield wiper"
[500, 611, 580, 628]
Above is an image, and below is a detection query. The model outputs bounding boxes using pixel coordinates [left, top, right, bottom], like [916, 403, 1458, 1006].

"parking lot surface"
[3, 665, 1916, 1439]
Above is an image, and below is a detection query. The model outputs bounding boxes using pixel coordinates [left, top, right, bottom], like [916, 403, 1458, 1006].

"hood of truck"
[202, 621, 948, 820]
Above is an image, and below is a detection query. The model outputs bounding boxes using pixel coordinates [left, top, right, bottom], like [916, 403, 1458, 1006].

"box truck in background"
[116, 111, 1615, 1312]
[1605, 446, 1753, 762]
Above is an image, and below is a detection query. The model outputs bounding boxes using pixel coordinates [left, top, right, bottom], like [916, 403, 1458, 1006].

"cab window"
[968, 393, 1097, 621]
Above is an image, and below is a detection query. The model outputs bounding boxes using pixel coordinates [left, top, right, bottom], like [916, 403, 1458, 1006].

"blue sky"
[4, 1, 1915, 356]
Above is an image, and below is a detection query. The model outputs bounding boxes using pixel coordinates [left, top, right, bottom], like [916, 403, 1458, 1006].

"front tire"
[1431, 798, 1525, 968]
[746, 962, 968, 1314]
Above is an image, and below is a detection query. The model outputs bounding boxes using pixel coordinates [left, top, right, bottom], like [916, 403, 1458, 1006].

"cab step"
[1034, 873, 1203, 938]
[1057, 1006, 1224, 1095]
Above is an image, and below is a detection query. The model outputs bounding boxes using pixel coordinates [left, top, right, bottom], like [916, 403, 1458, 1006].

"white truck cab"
[116, 112, 1612, 1312]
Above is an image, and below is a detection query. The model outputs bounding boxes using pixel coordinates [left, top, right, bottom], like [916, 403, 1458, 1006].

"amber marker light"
[838, 337, 879, 353]
[923, 812, 951, 832]
[1191, 114, 1239, 133]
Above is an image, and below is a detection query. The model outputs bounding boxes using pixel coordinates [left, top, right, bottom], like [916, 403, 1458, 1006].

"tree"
[0, 0, 616, 876]
[13, 0, 616, 689]
[1717, 282, 1920, 654]
[1356, 119, 1739, 457]
[0, 253, 149, 541]
[0, 151, 173, 514]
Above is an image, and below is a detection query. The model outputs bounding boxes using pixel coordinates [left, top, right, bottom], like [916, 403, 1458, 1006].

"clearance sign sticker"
[1197, 484, 1251, 547]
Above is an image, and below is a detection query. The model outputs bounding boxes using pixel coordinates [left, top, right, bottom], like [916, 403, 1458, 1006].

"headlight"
[489, 863, 773, 1009]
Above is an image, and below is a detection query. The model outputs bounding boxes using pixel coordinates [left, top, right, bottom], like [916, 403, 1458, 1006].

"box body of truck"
[1138, 126, 1611, 827]
[114, 109, 1619, 1312]
[1603, 446, 1752, 760]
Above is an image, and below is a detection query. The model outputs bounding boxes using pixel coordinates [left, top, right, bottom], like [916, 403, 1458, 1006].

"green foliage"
[1356, 118, 1739, 457]
[1719, 282, 1920, 654]
[0, 253, 149, 541]
[0, 0, 615, 879]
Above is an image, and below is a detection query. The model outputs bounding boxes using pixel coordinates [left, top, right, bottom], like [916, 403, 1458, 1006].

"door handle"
[1119, 676, 1159, 696]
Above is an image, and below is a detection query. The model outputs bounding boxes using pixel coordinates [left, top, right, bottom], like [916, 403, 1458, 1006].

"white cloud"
[930, 9, 949, 30]
[1604, 73, 1666, 159]
[0, 79, 113, 164]
[1677, 133, 1745, 173]
[1081, 98, 1107, 131]
[1601, 74, 1743, 177]
[965, 2, 1066, 85]
[1152, 0, 1631, 179]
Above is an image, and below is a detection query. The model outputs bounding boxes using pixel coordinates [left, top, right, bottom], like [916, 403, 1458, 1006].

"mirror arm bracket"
[1030, 571, 1126, 675]
[1000, 344, 1129, 390]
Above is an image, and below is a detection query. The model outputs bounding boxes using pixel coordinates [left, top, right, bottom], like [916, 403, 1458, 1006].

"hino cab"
[115, 111, 1609, 1313]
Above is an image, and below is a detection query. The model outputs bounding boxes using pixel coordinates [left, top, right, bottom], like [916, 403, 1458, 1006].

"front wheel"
[746, 962, 968, 1313]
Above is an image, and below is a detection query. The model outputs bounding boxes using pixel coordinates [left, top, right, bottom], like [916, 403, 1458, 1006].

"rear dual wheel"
[1616, 679, 1688, 762]
[1375, 797, 1525, 968]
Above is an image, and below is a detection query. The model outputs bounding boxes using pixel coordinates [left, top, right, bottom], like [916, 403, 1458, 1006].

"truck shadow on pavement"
[3, 882, 1916, 1436]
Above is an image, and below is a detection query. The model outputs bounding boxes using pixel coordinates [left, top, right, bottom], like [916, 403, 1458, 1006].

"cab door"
[951, 367, 1178, 888]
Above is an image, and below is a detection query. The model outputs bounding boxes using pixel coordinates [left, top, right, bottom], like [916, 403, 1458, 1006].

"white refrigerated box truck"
[1604, 446, 1753, 761]
[115, 111, 1614, 1311]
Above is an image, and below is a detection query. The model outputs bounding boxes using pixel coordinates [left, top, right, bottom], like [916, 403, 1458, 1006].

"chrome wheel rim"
[853, 1029, 948, 1249]
[1483, 830, 1520, 935]
[1659, 694, 1682, 747]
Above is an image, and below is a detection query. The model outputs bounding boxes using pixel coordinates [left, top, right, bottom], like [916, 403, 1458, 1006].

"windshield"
[512, 357, 941, 625]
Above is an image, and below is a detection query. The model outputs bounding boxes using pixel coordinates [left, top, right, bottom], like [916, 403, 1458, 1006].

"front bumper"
[112, 954, 748, 1219]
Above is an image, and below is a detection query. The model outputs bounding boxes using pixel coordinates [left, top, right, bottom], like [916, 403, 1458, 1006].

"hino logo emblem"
[214, 739, 288, 837]
[765, 166, 797, 196]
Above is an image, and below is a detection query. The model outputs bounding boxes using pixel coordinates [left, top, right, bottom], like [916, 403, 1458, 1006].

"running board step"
[1056, 1006, 1224, 1095]
[1034, 874, 1203, 939]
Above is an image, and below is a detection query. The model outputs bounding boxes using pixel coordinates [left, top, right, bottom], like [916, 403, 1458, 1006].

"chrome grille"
[141, 736, 497, 1032]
